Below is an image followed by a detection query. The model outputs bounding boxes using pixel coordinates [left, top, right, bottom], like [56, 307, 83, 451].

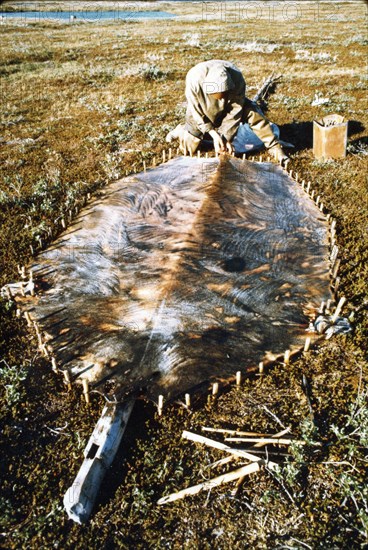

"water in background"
[0, 10, 176, 22]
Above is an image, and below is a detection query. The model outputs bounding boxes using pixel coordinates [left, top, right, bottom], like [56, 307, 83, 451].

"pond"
[0, 10, 176, 22]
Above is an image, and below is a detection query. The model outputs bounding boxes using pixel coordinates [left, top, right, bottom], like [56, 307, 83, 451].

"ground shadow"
[279, 119, 365, 153]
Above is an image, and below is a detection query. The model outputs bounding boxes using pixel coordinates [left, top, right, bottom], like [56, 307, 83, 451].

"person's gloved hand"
[226, 141, 234, 155]
[209, 129, 226, 153]
[269, 144, 289, 166]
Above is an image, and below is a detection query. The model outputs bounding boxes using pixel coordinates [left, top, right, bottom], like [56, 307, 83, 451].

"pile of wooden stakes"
[157, 426, 319, 505]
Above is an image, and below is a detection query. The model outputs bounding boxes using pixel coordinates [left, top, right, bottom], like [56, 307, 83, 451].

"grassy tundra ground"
[1, 1, 367, 548]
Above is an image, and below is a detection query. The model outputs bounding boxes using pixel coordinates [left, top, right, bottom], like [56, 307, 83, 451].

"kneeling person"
[167, 59, 287, 162]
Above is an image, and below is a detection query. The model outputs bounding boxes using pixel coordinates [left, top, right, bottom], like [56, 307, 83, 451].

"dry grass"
[0, 1, 367, 548]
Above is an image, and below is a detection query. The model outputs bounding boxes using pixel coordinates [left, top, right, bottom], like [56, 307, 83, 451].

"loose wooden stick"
[210, 455, 235, 469]
[331, 296, 346, 323]
[202, 427, 290, 438]
[225, 437, 306, 445]
[230, 427, 290, 495]
[182, 431, 277, 467]
[157, 461, 265, 505]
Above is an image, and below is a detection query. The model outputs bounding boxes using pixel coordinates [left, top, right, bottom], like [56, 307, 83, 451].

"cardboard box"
[313, 114, 348, 159]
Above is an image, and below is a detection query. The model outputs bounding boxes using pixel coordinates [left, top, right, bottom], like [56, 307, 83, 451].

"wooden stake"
[24, 311, 32, 326]
[185, 393, 191, 408]
[5, 286, 12, 300]
[330, 245, 339, 263]
[64, 369, 72, 390]
[304, 337, 311, 352]
[319, 301, 326, 314]
[169, 147, 172, 160]
[331, 296, 346, 323]
[143, 160, 146, 172]
[20, 266, 26, 279]
[61, 218, 66, 229]
[205, 152, 208, 159]
[152, 156, 156, 167]
[332, 258, 340, 279]
[51, 357, 58, 373]
[311, 190, 315, 199]
[162, 150, 166, 163]
[236, 371, 241, 386]
[334, 277, 341, 292]
[316, 195, 320, 206]
[302, 180, 305, 189]
[295, 173, 299, 182]
[242, 153, 246, 161]
[197, 150, 201, 159]
[259, 361, 264, 374]
[212, 382, 219, 397]
[41, 344, 49, 357]
[259, 155, 263, 162]
[158, 394, 164, 416]
[289, 169, 293, 178]
[284, 350, 290, 364]
[307, 181, 311, 193]
[82, 379, 90, 404]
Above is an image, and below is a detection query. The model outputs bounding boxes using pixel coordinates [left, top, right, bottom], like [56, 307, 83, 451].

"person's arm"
[217, 69, 246, 143]
[244, 99, 288, 162]
[185, 80, 214, 136]
[219, 94, 246, 143]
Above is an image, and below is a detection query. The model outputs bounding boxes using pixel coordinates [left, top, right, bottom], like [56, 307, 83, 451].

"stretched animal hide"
[21, 157, 332, 401]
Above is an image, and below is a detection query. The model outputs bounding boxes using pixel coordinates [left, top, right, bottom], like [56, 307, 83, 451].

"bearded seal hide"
[18, 156, 332, 402]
